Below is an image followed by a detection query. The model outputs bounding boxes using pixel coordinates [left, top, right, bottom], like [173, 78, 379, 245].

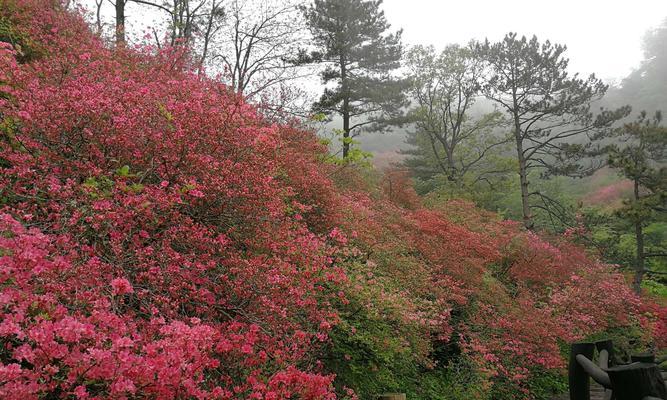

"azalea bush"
[328, 183, 662, 398]
[0, 1, 345, 398]
[0, 1, 663, 399]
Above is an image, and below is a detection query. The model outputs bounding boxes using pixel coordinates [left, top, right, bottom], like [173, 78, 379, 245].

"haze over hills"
[356, 18, 667, 168]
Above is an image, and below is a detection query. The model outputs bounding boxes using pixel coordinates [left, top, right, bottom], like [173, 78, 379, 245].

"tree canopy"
[303, 0, 407, 158]
[474, 33, 629, 229]
[402, 44, 510, 194]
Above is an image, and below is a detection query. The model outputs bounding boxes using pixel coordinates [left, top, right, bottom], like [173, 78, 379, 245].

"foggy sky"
[382, 0, 667, 80]
[84, 0, 667, 81]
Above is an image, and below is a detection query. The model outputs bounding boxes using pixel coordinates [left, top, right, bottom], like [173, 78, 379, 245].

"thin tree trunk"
[633, 178, 645, 294]
[445, 145, 457, 181]
[115, 0, 126, 46]
[341, 55, 350, 159]
[513, 109, 533, 230]
[342, 106, 350, 158]
[518, 157, 532, 230]
[198, 1, 219, 75]
[95, 0, 103, 34]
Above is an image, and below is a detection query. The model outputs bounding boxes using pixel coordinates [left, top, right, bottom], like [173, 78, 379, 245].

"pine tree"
[302, 0, 407, 159]
[474, 33, 629, 230]
[618, 18, 667, 114]
[607, 111, 667, 293]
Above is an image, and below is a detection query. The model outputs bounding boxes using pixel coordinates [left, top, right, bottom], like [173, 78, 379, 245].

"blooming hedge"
[0, 1, 663, 399]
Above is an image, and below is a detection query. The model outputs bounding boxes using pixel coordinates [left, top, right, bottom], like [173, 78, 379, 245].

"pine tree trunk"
[513, 108, 533, 230]
[343, 103, 350, 159]
[518, 156, 532, 230]
[633, 178, 645, 294]
[340, 55, 350, 159]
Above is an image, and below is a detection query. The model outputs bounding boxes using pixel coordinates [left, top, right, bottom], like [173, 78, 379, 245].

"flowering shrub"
[0, 1, 662, 399]
[583, 179, 633, 207]
[331, 173, 661, 398]
[0, 1, 344, 398]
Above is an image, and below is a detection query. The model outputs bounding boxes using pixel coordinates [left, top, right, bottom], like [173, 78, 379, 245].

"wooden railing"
[569, 340, 667, 400]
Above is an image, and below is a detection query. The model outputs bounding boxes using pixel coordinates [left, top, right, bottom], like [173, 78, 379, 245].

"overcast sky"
[84, 0, 667, 81]
[381, 0, 667, 81]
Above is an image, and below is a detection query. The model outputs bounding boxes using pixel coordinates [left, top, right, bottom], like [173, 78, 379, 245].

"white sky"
[83, 0, 667, 81]
[382, 0, 667, 81]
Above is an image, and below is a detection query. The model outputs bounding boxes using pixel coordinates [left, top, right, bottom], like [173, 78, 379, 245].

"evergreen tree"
[607, 111, 667, 293]
[474, 33, 629, 230]
[617, 18, 667, 114]
[302, 0, 407, 159]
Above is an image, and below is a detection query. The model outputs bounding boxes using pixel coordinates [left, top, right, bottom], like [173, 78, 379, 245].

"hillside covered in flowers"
[0, 1, 664, 399]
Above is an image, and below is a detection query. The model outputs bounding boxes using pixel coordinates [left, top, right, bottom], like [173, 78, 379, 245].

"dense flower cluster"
[334, 186, 662, 397]
[0, 1, 344, 398]
[0, 1, 663, 399]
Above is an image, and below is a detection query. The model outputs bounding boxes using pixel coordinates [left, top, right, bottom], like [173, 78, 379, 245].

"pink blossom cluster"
[0, 1, 344, 398]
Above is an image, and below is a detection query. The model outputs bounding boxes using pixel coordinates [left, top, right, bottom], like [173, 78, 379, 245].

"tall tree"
[475, 33, 629, 230]
[92, 0, 104, 34]
[403, 44, 508, 190]
[132, 0, 224, 48]
[103, 0, 309, 111]
[607, 111, 667, 293]
[302, 0, 407, 159]
[615, 18, 667, 114]
[107, 1, 217, 48]
[210, 0, 307, 104]
[107, 0, 128, 45]
[195, 0, 225, 73]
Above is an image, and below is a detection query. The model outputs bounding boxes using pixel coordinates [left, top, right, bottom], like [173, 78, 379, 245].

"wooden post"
[570, 342, 596, 400]
[595, 348, 612, 400]
[607, 362, 667, 400]
[377, 394, 406, 400]
[576, 354, 611, 388]
[598, 349, 610, 369]
[631, 354, 656, 364]
[596, 340, 614, 366]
